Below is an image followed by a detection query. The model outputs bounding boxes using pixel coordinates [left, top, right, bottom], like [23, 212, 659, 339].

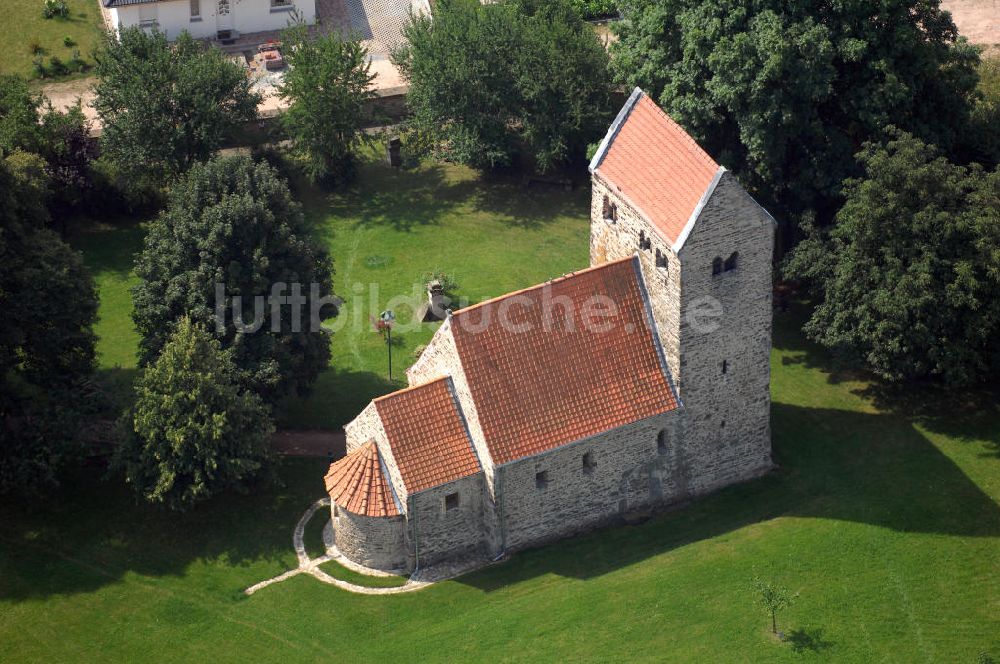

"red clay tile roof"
[592, 89, 720, 247]
[449, 256, 678, 466]
[374, 377, 481, 493]
[324, 441, 400, 517]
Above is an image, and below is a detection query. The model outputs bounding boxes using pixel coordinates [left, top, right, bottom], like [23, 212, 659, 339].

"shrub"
[27, 38, 42, 55]
[569, 0, 617, 19]
[63, 36, 75, 47]
[42, 0, 69, 19]
[48, 56, 67, 76]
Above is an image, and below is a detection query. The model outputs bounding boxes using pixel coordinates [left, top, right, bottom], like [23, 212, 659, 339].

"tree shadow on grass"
[296, 159, 589, 235]
[67, 217, 148, 279]
[458, 399, 1000, 591]
[470, 173, 590, 229]
[786, 627, 835, 654]
[776, 302, 1000, 461]
[298, 162, 468, 233]
[276, 367, 401, 430]
[0, 456, 328, 602]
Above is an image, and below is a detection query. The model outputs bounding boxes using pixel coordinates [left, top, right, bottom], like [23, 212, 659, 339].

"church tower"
[588, 89, 775, 493]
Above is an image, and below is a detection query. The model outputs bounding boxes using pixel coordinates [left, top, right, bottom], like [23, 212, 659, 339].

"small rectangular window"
[535, 470, 549, 490]
[582, 452, 595, 474]
[190, 0, 200, 17]
[444, 492, 459, 511]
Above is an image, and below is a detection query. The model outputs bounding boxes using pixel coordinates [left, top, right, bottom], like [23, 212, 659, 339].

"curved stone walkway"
[243, 498, 491, 596]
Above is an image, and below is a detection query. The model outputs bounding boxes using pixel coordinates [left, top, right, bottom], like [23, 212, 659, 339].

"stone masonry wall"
[334, 508, 409, 572]
[497, 411, 682, 552]
[590, 169, 774, 497]
[407, 473, 489, 568]
[590, 175, 683, 386]
[673, 172, 774, 492]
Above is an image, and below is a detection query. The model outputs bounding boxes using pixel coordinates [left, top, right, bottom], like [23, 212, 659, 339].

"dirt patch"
[272, 429, 346, 458]
[942, 0, 1000, 54]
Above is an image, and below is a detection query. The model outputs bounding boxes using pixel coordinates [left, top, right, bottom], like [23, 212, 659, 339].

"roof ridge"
[373, 375, 451, 404]
[450, 255, 638, 319]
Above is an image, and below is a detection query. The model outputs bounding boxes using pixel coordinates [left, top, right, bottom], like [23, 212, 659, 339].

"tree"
[278, 22, 376, 184]
[785, 129, 1000, 385]
[37, 102, 97, 216]
[116, 317, 274, 511]
[132, 156, 335, 400]
[93, 28, 260, 182]
[392, 0, 614, 172]
[612, 0, 988, 230]
[751, 575, 797, 635]
[0, 74, 43, 156]
[0, 158, 99, 497]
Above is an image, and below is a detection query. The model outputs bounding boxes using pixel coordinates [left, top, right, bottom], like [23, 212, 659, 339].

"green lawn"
[318, 560, 408, 588]
[0, 0, 104, 80]
[1, 307, 998, 661]
[8, 154, 999, 661]
[70, 154, 590, 427]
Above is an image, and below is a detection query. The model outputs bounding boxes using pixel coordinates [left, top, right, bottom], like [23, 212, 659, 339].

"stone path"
[243, 497, 494, 596]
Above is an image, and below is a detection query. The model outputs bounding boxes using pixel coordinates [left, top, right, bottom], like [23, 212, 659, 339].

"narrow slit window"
[535, 470, 549, 490]
[712, 256, 723, 276]
[657, 430, 668, 455]
[655, 249, 668, 270]
[582, 452, 595, 474]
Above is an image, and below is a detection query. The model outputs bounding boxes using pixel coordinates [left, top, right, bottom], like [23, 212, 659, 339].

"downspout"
[410, 496, 421, 579]
[492, 465, 507, 561]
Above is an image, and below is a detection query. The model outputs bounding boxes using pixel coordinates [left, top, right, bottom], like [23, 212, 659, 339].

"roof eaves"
[377, 448, 406, 515]
[588, 86, 644, 174]
[671, 165, 726, 254]
[629, 254, 683, 411]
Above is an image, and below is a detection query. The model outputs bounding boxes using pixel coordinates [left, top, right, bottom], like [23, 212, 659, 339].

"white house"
[103, 0, 316, 41]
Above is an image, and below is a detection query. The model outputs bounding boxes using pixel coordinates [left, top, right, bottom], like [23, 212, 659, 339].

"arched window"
[655, 249, 668, 270]
[724, 252, 739, 272]
[657, 429, 668, 455]
[602, 195, 617, 224]
[712, 256, 723, 276]
[639, 230, 651, 251]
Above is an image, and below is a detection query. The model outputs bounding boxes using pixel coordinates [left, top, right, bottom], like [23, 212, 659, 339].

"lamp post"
[379, 310, 396, 380]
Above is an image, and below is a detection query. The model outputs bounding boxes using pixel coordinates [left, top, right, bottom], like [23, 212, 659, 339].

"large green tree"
[93, 28, 260, 182]
[278, 23, 376, 184]
[0, 75, 43, 156]
[116, 317, 274, 511]
[393, 0, 614, 172]
[132, 156, 335, 400]
[785, 130, 1000, 385]
[0, 159, 99, 496]
[612, 0, 988, 228]
[0, 75, 96, 222]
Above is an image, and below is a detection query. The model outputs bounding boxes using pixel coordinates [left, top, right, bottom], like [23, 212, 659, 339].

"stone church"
[324, 88, 776, 573]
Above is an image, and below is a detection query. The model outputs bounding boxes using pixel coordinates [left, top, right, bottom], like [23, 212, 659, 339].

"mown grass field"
[1, 307, 998, 661]
[3, 150, 997, 662]
[0, 0, 104, 80]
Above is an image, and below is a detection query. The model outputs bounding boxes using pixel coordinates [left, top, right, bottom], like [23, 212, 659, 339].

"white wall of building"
[111, 0, 315, 40]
